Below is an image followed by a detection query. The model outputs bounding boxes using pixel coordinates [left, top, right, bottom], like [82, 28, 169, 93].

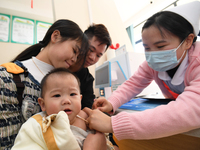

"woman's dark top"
[75, 68, 95, 109]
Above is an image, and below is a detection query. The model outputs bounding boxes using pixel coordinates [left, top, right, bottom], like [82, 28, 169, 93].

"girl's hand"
[83, 107, 113, 133]
[92, 97, 113, 113]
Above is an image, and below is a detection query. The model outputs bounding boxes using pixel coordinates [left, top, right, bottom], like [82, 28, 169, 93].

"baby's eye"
[70, 93, 77, 96]
[53, 94, 61, 97]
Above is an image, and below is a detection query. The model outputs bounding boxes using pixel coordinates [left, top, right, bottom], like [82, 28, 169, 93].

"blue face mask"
[145, 40, 185, 72]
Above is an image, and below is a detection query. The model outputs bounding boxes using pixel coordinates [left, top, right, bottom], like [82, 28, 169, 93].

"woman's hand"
[83, 107, 113, 133]
[92, 97, 113, 113]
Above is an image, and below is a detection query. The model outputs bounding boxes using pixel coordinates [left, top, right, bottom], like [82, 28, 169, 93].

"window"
[133, 22, 145, 53]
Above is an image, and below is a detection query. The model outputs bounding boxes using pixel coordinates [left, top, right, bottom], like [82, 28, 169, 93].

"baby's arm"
[72, 110, 88, 131]
[83, 131, 107, 150]
[75, 111, 114, 150]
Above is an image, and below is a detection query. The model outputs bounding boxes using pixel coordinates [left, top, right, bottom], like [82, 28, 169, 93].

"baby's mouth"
[64, 109, 72, 114]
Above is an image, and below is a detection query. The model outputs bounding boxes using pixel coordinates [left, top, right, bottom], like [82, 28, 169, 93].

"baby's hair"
[40, 68, 81, 98]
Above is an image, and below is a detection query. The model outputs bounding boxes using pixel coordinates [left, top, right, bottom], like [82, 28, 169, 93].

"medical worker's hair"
[142, 11, 196, 43]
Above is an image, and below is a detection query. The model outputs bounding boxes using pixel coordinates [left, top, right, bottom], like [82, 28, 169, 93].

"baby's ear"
[38, 97, 46, 111]
[80, 94, 82, 101]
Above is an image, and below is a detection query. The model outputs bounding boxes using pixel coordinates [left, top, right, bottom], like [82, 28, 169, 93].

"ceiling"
[113, 0, 152, 22]
[113, 0, 185, 24]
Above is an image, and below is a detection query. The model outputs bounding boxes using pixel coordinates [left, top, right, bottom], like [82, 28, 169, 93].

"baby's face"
[41, 73, 82, 124]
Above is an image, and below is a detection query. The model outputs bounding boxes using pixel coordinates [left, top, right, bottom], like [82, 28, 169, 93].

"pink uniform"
[109, 42, 200, 140]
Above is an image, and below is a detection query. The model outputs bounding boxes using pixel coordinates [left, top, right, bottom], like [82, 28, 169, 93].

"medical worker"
[84, 1, 200, 141]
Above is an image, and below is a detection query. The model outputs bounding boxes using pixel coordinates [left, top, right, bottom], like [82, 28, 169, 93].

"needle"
[76, 115, 88, 123]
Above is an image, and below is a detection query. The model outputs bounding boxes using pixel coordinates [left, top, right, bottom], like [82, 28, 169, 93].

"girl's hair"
[12, 19, 89, 65]
[40, 67, 81, 98]
[142, 11, 196, 43]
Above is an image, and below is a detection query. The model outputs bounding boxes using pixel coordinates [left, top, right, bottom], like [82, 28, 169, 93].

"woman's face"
[47, 39, 81, 69]
[142, 25, 186, 61]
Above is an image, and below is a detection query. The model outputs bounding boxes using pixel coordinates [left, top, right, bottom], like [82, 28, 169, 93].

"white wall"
[53, 0, 90, 31]
[53, 0, 134, 97]
[0, 0, 133, 97]
[2, 0, 196, 97]
[0, 0, 54, 64]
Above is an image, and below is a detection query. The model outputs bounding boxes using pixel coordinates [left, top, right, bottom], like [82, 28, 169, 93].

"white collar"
[158, 51, 188, 85]
[31, 57, 54, 75]
[21, 57, 54, 83]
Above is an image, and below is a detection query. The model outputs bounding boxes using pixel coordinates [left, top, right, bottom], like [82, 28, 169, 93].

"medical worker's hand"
[92, 97, 113, 113]
[83, 107, 113, 133]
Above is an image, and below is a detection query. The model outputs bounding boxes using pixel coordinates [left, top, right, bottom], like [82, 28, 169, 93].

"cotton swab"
[76, 115, 88, 123]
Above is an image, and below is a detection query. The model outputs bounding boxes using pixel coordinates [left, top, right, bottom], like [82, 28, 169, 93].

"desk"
[114, 109, 200, 150]
[113, 133, 200, 150]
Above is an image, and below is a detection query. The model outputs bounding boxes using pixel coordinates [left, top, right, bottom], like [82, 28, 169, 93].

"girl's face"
[38, 74, 82, 124]
[39, 30, 81, 69]
[142, 25, 186, 61]
[48, 39, 81, 69]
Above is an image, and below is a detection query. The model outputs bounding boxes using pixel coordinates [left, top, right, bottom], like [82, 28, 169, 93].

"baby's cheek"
[46, 105, 60, 115]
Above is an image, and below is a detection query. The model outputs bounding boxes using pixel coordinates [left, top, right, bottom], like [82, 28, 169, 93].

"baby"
[12, 68, 114, 150]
